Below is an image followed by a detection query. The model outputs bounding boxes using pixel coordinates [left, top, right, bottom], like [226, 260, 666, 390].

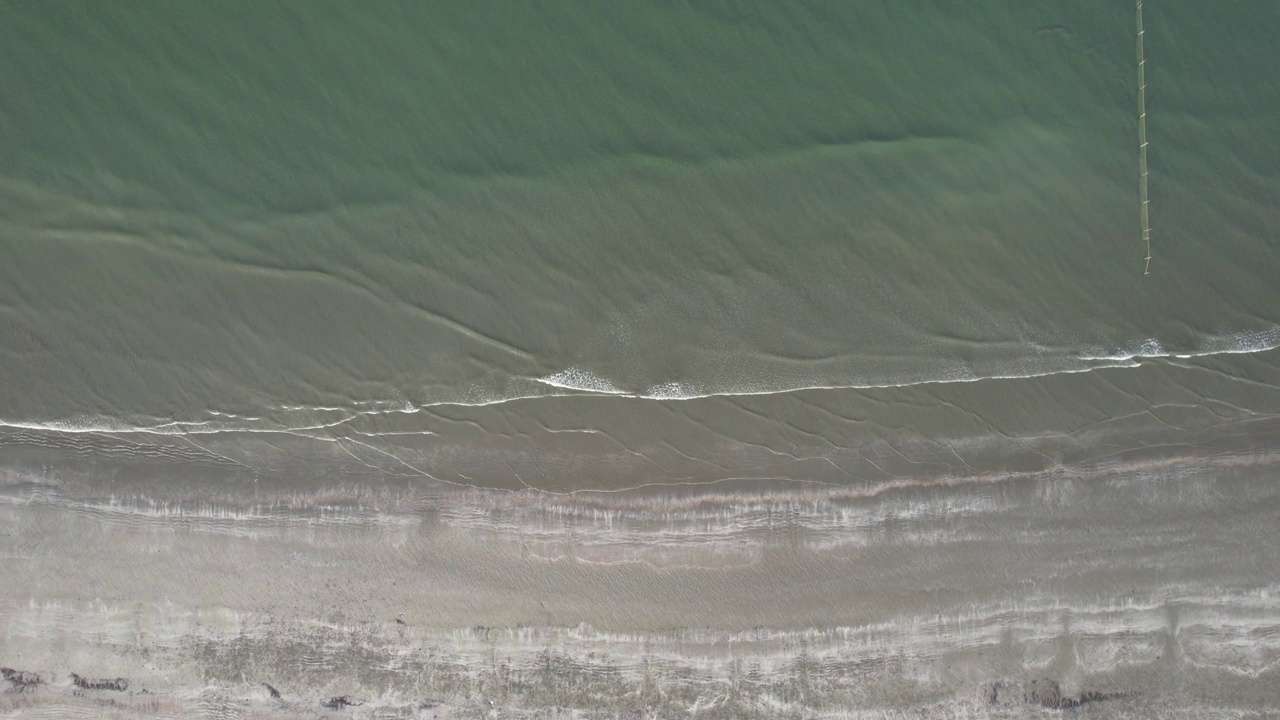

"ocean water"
[1, 2, 1278, 718]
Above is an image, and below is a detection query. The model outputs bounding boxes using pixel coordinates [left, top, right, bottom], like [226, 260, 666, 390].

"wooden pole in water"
[1137, 0, 1152, 274]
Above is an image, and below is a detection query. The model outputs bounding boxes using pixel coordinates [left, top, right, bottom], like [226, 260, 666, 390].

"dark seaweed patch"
[71, 673, 128, 692]
[1, 667, 42, 691]
[986, 679, 1135, 709]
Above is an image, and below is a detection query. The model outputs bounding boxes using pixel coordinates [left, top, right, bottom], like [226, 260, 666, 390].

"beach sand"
[3, 353, 1278, 718]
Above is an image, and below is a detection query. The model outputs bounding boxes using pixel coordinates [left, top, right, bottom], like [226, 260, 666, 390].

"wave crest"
[536, 368, 627, 395]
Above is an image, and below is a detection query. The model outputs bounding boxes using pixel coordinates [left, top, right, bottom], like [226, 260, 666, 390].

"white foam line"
[0, 358, 1182, 434]
[507, 328, 1276, 404]
[0, 414, 358, 437]
[0, 396, 427, 437]
[2, 329, 1275, 434]
[630, 359, 1140, 402]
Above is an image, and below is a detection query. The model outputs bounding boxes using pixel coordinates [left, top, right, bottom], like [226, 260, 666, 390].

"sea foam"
[535, 368, 628, 394]
[1175, 326, 1280, 358]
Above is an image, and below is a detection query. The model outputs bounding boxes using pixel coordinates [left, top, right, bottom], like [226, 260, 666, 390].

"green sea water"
[2, 1, 1277, 425]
